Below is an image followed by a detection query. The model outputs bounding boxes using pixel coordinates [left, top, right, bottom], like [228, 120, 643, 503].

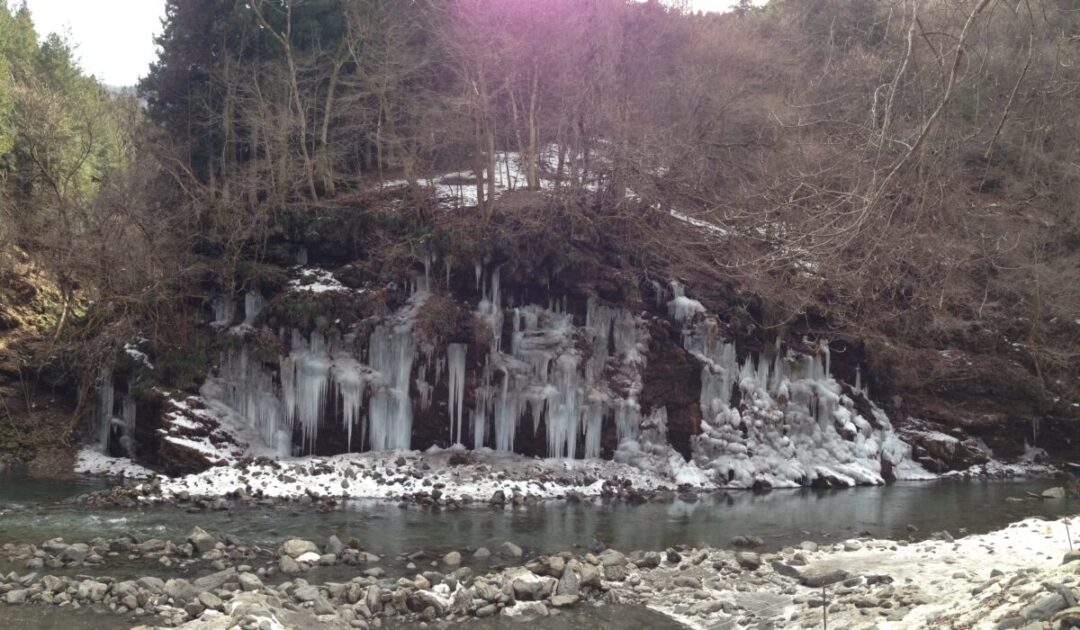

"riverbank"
[2, 512, 1080, 629]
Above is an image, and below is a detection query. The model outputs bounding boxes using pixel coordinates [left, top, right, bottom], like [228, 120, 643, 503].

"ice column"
[447, 343, 467, 445]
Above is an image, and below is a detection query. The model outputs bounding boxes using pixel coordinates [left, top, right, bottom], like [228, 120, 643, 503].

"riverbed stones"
[5, 589, 27, 604]
[238, 572, 263, 591]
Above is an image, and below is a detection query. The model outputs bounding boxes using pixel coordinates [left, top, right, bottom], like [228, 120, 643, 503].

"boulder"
[279, 539, 319, 558]
[799, 568, 850, 588]
[188, 526, 217, 554]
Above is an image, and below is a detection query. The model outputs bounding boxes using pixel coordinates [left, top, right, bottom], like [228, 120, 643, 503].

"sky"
[22, 0, 745, 87]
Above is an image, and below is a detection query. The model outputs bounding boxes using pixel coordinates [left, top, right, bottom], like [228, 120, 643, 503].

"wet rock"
[550, 594, 579, 607]
[238, 572, 263, 591]
[279, 539, 319, 558]
[673, 576, 702, 589]
[732, 536, 764, 549]
[490, 490, 506, 505]
[443, 551, 462, 567]
[294, 585, 321, 602]
[326, 535, 345, 556]
[280, 556, 302, 574]
[5, 589, 27, 604]
[500, 542, 523, 559]
[1021, 593, 1067, 621]
[476, 603, 498, 618]
[473, 547, 491, 560]
[136, 576, 165, 594]
[772, 560, 802, 578]
[799, 568, 850, 588]
[1063, 552, 1080, 565]
[665, 548, 682, 564]
[77, 580, 109, 602]
[599, 550, 628, 567]
[193, 567, 236, 591]
[558, 567, 581, 598]
[1043, 487, 1067, 499]
[197, 591, 224, 611]
[164, 578, 198, 602]
[736, 552, 762, 570]
[188, 526, 216, 554]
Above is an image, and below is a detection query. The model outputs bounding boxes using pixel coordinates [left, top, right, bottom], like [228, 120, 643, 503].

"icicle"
[367, 323, 415, 451]
[447, 343, 467, 445]
[120, 391, 137, 458]
[212, 295, 236, 328]
[244, 291, 265, 325]
[97, 368, 114, 453]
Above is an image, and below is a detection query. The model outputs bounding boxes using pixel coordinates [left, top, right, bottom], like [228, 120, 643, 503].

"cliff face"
[60, 194, 951, 489]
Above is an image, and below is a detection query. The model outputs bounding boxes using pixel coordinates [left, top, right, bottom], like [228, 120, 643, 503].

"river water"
[0, 475, 1074, 629]
[0, 477, 1073, 555]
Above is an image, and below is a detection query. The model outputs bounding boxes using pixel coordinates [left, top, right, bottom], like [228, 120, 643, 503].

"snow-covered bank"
[74, 448, 153, 479]
[144, 447, 715, 503]
[620, 514, 1080, 629]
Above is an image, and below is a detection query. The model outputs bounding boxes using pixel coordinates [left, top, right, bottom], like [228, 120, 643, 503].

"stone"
[490, 490, 506, 505]
[604, 565, 627, 582]
[294, 585, 321, 602]
[312, 596, 335, 615]
[193, 568, 236, 591]
[279, 539, 319, 558]
[599, 550, 628, 567]
[326, 535, 345, 556]
[473, 547, 491, 560]
[1043, 487, 1067, 499]
[5, 589, 27, 604]
[407, 590, 448, 616]
[732, 536, 764, 549]
[238, 572, 263, 591]
[500, 542, 523, 559]
[136, 576, 165, 593]
[558, 568, 581, 598]
[280, 556, 302, 574]
[772, 560, 802, 578]
[476, 604, 497, 618]
[443, 551, 462, 567]
[503, 601, 549, 617]
[197, 591, 224, 611]
[666, 549, 682, 564]
[188, 527, 216, 554]
[736, 552, 762, 571]
[78, 580, 109, 602]
[164, 579, 198, 602]
[579, 564, 602, 588]
[1021, 593, 1066, 621]
[1063, 552, 1080, 565]
[61, 543, 89, 564]
[799, 568, 850, 588]
[673, 576, 703, 588]
[550, 594, 579, 607]
[843, 540, 864, 552]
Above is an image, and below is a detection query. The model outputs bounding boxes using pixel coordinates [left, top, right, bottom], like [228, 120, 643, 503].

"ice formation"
[672, 287, 918, 488]
[94, 369, 138, 458]
[467, 269, 650, 458]
[243, 291, 265, 325]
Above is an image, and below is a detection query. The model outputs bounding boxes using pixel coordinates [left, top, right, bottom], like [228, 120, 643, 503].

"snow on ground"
[287, 267, 358, 295]
[74, 448, 153, 479]
[146, 446, 717, 502]
[808, 515, 1080, 629]
[637, 513, 1080, 630]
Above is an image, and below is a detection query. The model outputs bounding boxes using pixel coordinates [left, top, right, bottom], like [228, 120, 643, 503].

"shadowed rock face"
[639, 319, 702, 461]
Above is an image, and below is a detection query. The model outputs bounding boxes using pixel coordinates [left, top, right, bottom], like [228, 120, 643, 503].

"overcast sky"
[23, 0, 747, 87]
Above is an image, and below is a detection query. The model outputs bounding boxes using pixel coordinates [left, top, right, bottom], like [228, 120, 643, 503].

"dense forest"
[1, 0, 1079, 473]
